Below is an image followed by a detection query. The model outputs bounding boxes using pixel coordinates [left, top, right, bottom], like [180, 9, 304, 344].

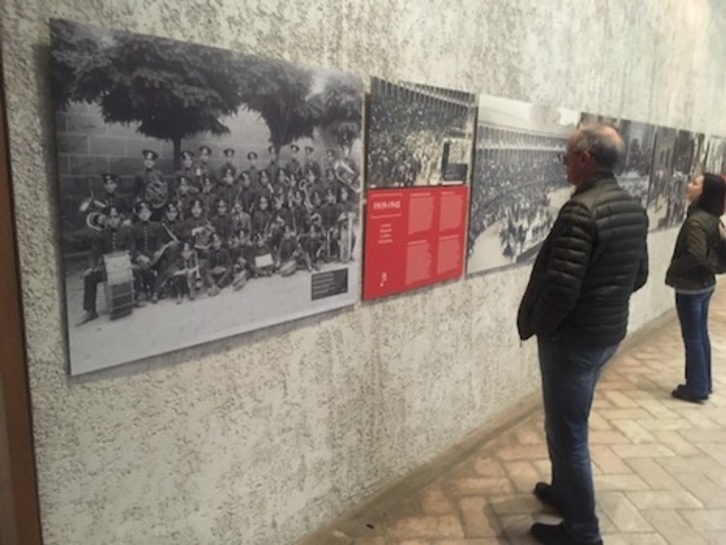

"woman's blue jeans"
[675, 288, 714, 396]
[537, 335, 619, 543]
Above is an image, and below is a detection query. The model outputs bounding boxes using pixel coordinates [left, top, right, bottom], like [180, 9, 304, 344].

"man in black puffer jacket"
[517, 124, 648, 545]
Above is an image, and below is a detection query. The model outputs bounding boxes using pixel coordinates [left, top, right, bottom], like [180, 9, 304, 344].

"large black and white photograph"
[613, 119, 656, 207]
[646, 128, 694, 230]
[51, 19, 364, 375]
[705, 135, 726, 175]
[366, 78, 476, 188]
[466, 95, 579, 275]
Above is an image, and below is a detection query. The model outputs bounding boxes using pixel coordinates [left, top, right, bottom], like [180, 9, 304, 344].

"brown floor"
[301, 287, 726, 545]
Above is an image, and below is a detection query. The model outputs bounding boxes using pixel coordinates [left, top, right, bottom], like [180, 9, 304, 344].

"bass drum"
[103, 252, 134, 319]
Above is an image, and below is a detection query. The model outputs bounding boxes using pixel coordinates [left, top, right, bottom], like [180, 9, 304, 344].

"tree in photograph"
[51, 21, 243, 168]
[233, 55, 317, 155]
[309, 74, 363, 153]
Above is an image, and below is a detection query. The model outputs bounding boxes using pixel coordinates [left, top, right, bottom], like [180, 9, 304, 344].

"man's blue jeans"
[675, 288, 714, 397]
[537, 335, 619, 543]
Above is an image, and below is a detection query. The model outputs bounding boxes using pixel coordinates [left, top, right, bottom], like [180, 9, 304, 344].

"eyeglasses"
[558, 150, 593, 165]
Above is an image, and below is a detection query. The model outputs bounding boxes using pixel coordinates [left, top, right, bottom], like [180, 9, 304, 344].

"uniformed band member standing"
[134, 149, 169, 221]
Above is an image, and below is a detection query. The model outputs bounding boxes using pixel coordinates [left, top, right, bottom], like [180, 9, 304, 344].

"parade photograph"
[366, 78, 476, 188]
[466, 95, 580, 275]
[612, 119, 656, 208]
[690, 132, 708, 178]
[51, 19, 364, 374]
[646, 128, 694, 230]
[705, 135, 726, 175]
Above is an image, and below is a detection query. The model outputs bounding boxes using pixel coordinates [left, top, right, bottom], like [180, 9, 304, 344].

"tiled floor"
[301, 286, 726, 545]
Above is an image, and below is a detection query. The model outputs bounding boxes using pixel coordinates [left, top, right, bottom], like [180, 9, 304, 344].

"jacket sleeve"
[634, 238, 649, 292]
[530, 202, 595, 337]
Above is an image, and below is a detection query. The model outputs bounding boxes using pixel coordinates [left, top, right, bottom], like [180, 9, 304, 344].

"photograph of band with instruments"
[51, 19, 364, 375]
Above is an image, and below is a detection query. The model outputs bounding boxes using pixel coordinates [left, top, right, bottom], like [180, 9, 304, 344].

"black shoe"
[533, 482, 562, 513]
[75, 310, 98, 326]
[530, 522, 602, 545]
[671, 386, 708, 403]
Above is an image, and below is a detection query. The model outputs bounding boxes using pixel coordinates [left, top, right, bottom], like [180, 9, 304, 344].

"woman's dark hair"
[695, 173, 726, 216]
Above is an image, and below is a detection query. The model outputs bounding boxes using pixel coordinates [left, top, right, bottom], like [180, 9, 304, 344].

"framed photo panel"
[51, 19, 364, 374]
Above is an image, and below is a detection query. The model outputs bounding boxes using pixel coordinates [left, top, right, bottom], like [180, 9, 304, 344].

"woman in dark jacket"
[665, 172, 725, 402]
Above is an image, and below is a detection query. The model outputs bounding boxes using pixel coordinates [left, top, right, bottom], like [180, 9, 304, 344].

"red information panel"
[363, 185, 469, 301]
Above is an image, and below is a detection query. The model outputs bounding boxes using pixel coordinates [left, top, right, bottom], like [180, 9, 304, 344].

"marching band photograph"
[51, 19, 364, 374]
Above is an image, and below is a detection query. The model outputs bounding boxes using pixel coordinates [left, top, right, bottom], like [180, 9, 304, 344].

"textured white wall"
[3, 1, 726, 544]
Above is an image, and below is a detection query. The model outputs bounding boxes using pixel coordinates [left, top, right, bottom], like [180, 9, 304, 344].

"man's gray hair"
[571, 124, 625, 170]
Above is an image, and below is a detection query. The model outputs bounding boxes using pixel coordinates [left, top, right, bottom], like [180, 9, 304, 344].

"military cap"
[198, 145, 212, 155]
[101, 173, 120, 184]
[142, 149, 159, 161]
[290, 144, 300, 153]
[223, 148, 235, 157]
[180, 150, 194, 160]
[247, 151, 258, 160]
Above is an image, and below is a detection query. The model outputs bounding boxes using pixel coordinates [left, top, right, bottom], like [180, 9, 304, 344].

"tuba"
[144, 173, 169, 210]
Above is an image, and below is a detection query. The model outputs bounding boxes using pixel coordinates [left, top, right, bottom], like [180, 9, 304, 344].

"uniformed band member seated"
[132, 200, 164, 304]
[205, 233, 232, 296]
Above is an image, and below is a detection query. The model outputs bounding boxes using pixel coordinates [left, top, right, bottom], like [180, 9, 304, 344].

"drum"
[103, 252, 134, 319]
[279, 260, 297, 277]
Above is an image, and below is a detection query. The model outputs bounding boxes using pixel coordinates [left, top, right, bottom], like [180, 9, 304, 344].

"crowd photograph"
[646, 129, 696, 230]
[366, 78, 476, 188]
[705, 135, 726, 176]
[467, 96, 579, 275]
[51, 20, 364, 374]
[612, 119, 656, 207]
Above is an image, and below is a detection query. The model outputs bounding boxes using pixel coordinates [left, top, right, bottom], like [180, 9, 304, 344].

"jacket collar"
[572, 171, 615, 196]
